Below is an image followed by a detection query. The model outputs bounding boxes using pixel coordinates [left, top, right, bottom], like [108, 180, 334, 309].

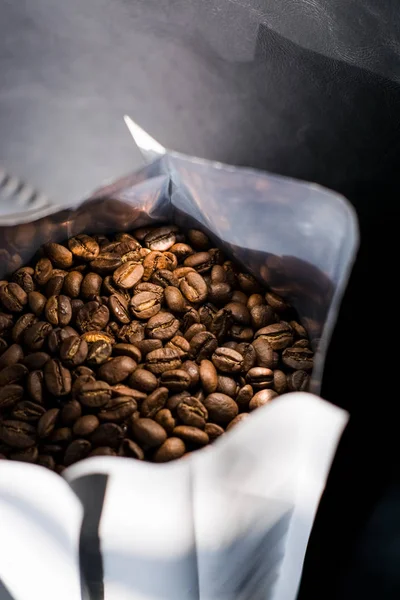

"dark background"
[1, 0, 400, 598]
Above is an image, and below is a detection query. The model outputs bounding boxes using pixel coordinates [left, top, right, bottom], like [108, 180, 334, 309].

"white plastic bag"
[0, 122, 357, 600]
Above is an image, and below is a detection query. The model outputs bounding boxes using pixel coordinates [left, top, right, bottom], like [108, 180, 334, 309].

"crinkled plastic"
[0, 123, 357, 600]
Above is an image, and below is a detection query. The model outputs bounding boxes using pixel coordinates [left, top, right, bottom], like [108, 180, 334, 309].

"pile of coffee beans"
[0, 225, 313, 472]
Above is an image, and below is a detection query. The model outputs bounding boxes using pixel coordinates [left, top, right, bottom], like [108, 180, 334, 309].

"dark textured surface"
[1, 1, 400, 599]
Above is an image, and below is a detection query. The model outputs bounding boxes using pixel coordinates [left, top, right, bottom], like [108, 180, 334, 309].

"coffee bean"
[81, 272, 103, 299]
[22, 352, 50, 370]
[12, 313, 38, 343]
[199, 359, 218, 394]
[170, 243, 194, 261]
[245, 367, 274, 390]
[76, 301, 109, 333]
[154, 409, 176, 435]
[112, 261, 144, 289]
[160, 369, 191, 392]
[38, 408, 60, 438]
[187, 229, 210, 250]
[44, 359, 71, 396]
[135, 339, 162, 356]
[189, 331, 218, 362]
[34, 258, 53, 285]
[44, 243, 73, 268]
[236, 342, 257, 371]
[0, 384, 24, 409]
[238, 273, 262, 295]
[129, 368, 158, 393]
[86, 340, 112, 366]
[89, 446, 116, 457]
[177, 397, 208, 429]
[63, 271, 83, 298]
[26, 370, 44, 403]
[90, 253, 122, 274]
[249, 389, 278, 410]
[98, 396, 137, 422]
[10, 446, 39, 463]
[24, 321, 52, 351]
[180, 271, 208, 303]
[216, 375, 238, 398]
[209, 308, 233, 342]
[60, 336, 88, 367]
[181, 360, 200, 388]
[68, 234, 100, 261]
[0, 363, 28, 386]
[81, 330, 115, 345]
[146, 348, 182, 374]
[151, 268, 179, 288]
[97, 356, 137, 385]
[61, 400, 82, 425]
[12, 401, 46, 422]
[226, 413, 249, 431]
[287, 370, 310, 392]
[185, 323, 206, 341]
[91, 423, 123, 448]
[173, 425, 209, 445]
[144, 226, 178, 251]
[247, 294, 264, 310]
[109, 294, 130, 323]
[273, 370, 288, 394]
[265, 291, 289, 313]
[64, 439, 91, 466]
[0, 343, 23, 369]
[154, 437, 186, 462]
[204, 422, 224, 441]
[211, 347, 243, 373]
[143, 251, 176, 281]
[203, 393, 238, 424]
[37, 455, 56, 470]
[254, 322, 293, 350]
[132, 418, 167, 448]
[146, 312, 180, 341]
[250, 304, 275, 330]
[0, 283, 28, 312]
[224, 302, 251, 325]
[0, 420, 36, 449]
[117, 321, 145, 344]
[47, 326, 78, 353]
[121, 438, 144, 460]
[282, 347, 314, 371]
[252, 338, 275, 368]
[141, 387, 168, 418]
[45, 274, 65, 297]
[78, 380, 112, 407]
[236, 384, 253, 409]
[73, 415, 100, 437]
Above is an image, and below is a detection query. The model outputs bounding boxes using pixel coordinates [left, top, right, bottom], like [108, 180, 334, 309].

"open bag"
[0, 123, 358, 600]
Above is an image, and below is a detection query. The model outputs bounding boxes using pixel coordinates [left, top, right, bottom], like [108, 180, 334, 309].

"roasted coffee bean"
[117, 321, 145, 344]
[44, 359, 71, 396]
[144, 225, 178, 251]
[73, 366, 94, 379]
[187, 229, 210, 250]
[265, 291, 289, 313]
[78, 380, 112, 407]
[250, 304, 275, 330]
[273, 370, 288, 394]
[184, 252, 213, 273]
[226, 413, 249, 431]
[173, 425, 209, 445]
[68, 234, 100, 261]
[199, 359, 218, 394]
[10, 446, 38, 463]
[249, 389, 278, 410]
[89, 447, 117, 457]
[45, 274, 65, 297]
[24, 321, 52, 350]
[130, 291, 161, 319]
[204, 422, 224, 441]
[0, 384, 24, 409]
[189, 331, 218, 362]
[0, 312, 13, 335]
[151, 268, 179, 288]
[166, 336, 190, 359]
[86, 340, 112, 366]
[180, 271, 208, 303]
[246, 367, 274, 390]
[132, 418, 167, 448]
[236, 342, 257, 371]
[0, 343, 23, 369]
[184, 323, 206, 342]
[81, 330, 115, 345]
[129, 368, 158, 393]
[71, 298, 84, 320]
[97, 356, 137, 385]
[141, 387, 168, 418]
[90, 253, 122, 274]
[224, 302, 251, 325]
[59, 336, 88, 367]
[47, 326, 78, 353]
[146, 312, 180, 341]
[38, 408, 60, 438]
[98, 396, 137, 422]
[12, 401, 46, 422]
[252, 338, 275, 368]
[111, 343, 141, 363]
[282, 347, 314, 371]
[238, 273, 262, 295]
[160, 369, 191, 392]
[0, 363, 28, 386]
[209, 308, 233, 342]
[247, 294, 264, 310]
[12, 313, 38, 343]
[0, 420, 36, 449]
[236, 384, 253, 409]
[254, 322, 293, 350]
[91, 423, 124, 448]
[154, 437, 186, 462]
[63, 271, 83, 298]
[21, 352, 49, 370]
[177, 397, 208, 429]
[216, 375, 238, 398]
[27, 370, 44, 403]
[112, 261, 144, 289]
[164, 286, 186, 313]
[203, 393, 238, 425]
[49, 426, 72, 444]
[121, 438, 144, 460]
[0, 283, 27, 312]
[61, 400, 82, 425]
[76, 301, 109, 333]
[108, 294, 130, 323]
[181, 360, 200, 388]
[211, 347, 243, 373]
[34, 257, 53, 285]
[135, 339, 162, 356]
[44, 243, 73, 268]
[154, 409, 176, 435]
[64, 439, 91, 466]
[287, 370, 310, 392]
[134, 281, 164, 300]
[37, 455, 56, 470]
[73, 415, 100, 436]
[12, 267, 35, 293]
[170, 243, 194, 261]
